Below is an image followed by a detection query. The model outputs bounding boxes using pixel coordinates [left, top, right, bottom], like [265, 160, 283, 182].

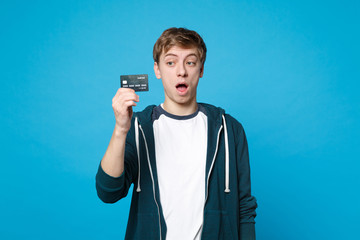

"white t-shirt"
[153, 104, 208, 240]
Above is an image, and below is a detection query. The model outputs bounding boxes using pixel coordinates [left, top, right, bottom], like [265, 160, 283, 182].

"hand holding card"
[120, 74, 149, 92]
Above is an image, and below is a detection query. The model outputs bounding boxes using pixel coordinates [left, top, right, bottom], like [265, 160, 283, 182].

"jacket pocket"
[202, 210, 237, 240]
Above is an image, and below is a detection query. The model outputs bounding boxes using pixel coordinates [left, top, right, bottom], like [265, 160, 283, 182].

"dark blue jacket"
[96, 103, 257, 239]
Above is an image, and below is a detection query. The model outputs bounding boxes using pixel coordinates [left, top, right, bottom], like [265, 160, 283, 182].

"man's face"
[154, 45, 204, 109]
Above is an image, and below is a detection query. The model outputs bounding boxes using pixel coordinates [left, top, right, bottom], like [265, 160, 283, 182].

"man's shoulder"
[133, 104, 157, 122]
[137, 104, 157, 114]
[198, 103, 237, 120]
[198, 102, 224, 118]
[199, 102, 245, 130]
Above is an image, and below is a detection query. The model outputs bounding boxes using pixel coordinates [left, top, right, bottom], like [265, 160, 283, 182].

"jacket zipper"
[138, 124, 162, 240]
[200, 125, 223, 238]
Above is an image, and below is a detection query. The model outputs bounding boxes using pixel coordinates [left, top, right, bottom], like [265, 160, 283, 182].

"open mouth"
[176, 83, 188, 93]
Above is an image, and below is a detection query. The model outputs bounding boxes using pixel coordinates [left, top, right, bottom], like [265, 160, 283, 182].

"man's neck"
[162, 100, 198, 116]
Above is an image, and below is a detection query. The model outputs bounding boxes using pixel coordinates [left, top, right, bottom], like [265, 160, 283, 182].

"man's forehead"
[162, 46, 199, 58]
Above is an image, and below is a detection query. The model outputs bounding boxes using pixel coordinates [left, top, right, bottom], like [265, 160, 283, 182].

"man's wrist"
[113, 124, 129, 138]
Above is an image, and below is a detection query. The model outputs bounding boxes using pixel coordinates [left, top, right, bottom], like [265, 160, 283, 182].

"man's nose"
[176, 63, 187, 77]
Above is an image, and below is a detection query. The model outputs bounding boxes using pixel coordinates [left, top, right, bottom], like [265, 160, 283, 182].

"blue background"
[1, 0, 359, 239]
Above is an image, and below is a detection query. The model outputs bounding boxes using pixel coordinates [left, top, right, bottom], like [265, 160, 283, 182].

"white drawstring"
[134, 117, 141, 192]
[222, 115, 230, 193]
[135, 114, 230, 194]
[138, 124, 163, 240]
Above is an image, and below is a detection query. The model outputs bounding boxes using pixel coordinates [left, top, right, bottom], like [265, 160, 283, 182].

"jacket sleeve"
[235, 120, 257, 239]
[95, 123, 138, 203]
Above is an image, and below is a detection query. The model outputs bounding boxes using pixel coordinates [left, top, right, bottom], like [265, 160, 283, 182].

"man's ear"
[199, 64, 204, 78]
[154, 62, 161, 79]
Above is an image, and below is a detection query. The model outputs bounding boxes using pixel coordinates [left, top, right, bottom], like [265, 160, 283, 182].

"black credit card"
[120, 74, 148, 92]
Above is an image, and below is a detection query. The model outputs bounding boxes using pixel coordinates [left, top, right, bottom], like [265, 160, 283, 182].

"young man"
[96, 27, 257, 239]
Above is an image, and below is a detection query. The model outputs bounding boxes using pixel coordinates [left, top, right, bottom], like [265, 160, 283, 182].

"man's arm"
[100, 124, 128, 178]
[101, 88, 139, 177]
[96, 88, 139, 203]
[236, 121, 257, 239]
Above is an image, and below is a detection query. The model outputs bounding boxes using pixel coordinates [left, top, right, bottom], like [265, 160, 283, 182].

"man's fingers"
[112, 88, 132, 102]
[123, 100, 137, 108]
[112, 95, 139, 110]
[113, 89, 139, 104]
[113, 88, 137, 100]
[112, 99, 137, 116]
[111, 88, 140, 133]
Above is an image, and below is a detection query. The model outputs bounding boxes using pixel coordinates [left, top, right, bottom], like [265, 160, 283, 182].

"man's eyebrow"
[164, 53, 178, 58]
[164, 53, 198, 58]
[185, 53, 198, 58]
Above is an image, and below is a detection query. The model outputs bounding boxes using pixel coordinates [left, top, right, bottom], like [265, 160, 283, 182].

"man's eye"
[187, 61, 196, 66]
[167, 62, 174, 66]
